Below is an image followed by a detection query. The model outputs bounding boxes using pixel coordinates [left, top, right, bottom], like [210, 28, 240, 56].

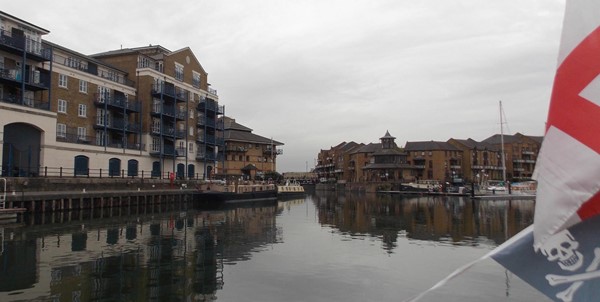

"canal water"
[0, 191, 551, 302]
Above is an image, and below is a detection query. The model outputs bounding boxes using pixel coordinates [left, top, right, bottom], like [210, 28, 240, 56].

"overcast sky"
[4, 1, 565, 172]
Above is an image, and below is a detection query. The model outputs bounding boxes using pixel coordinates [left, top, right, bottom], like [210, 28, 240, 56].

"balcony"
[0, 30, 52, 61]
[225, 146, 248, 152]
[208, 86, 218, 97]
[151, 126, 185, 139]
[149, 145, 185, 157]
[263, 147, 283, 155]
[197, 134, 215, 144]
[95, 93, 140, 112]
[198, 98, 224, 114]
[0, 92, 50, 110]
[151, 104, 186, 120]
[152, 83, 187, 102]
[0, 68, 51, 91]
[197, 116, 217, 128]
[196, 151, 217, 161]
[95, 118, 140, 133]
[513, 158, 536, 164]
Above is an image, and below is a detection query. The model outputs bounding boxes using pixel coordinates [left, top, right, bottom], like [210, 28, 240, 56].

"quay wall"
[2, 177, 201, 192]
[0, 177, 205, 214]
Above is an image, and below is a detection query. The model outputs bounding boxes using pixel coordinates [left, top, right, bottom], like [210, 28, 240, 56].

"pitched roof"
[44, 40, 129, 75]
[0, 11, 50, 34]
[404, 141, 460, 151]
[482, 133, 544, 145]
[90, 44, 172, 58]
[352, 143, 381, 154]
[449, 138, 498, 151]
[223, 116, 283, 146]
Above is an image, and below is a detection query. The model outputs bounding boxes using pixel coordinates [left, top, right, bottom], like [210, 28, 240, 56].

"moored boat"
[194, 182, 277, 206]
[277, 180, 306, 199]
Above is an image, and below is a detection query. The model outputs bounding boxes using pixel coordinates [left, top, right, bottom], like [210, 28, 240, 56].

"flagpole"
[499, 101, 507, 184]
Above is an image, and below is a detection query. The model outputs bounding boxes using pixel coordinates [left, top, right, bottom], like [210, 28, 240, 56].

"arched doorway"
[206, 165, 212, 180]
[127, 159, 139, 177]
[151, 161, 161, 178]
[176, 163, 185, 179]
[74, 155, 89, 176]
[2, 123, 42, 177]
[187, 164, 195, 179]
[109, 158, 121, 177]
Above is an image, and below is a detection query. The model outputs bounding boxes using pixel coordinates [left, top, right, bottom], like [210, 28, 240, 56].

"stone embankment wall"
[2, 177, 203, 193]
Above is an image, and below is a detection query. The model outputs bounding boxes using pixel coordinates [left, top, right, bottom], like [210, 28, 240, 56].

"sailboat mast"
[499, 101, 507, 183]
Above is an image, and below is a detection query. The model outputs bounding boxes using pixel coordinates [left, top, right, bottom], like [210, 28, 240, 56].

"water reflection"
[0, 202, 280, 301]
[0, 193, 535, 301]
[313, 191, 533, 253]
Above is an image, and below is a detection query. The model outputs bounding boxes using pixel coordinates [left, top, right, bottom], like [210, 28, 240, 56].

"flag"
[531, 0, 600, 249]
[404, 2, 600, 301]
[492, 0, 600, 301]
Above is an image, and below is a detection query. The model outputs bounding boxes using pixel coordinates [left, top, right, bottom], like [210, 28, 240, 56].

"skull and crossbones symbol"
[539, 229, 600, 302]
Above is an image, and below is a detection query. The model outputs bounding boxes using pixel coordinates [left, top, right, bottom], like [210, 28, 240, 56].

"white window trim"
[56, 123, 66, 138]
[58, 74, 68, 88]
[78, 104, 87, 117]
[58, 99, 67, 113]
[79, 80, 88, 93]
[77, 127, 87, 140]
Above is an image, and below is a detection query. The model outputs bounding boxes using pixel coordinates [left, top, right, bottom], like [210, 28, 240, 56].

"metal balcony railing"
[0, 30, 52, 61]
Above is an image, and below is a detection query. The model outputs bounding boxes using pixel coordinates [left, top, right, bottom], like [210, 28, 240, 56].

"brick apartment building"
[0, 11, 282, 179]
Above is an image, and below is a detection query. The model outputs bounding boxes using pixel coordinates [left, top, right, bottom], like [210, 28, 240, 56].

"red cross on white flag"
[532, 0, 600, 249]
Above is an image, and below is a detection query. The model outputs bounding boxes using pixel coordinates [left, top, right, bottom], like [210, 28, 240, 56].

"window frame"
[78, 104, 87, 117]
[58, 74, 68, 88]
[56, 123, 66, 138]
[57, 99, 67, 113]
[79, 79, 88, 93]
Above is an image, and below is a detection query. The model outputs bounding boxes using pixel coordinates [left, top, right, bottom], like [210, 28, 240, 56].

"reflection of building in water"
[0, 202, 279, 301]
[0, 235, 38, 292]
[313, 191, 534, 252]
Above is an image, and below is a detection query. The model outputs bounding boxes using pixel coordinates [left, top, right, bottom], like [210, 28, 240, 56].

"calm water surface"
[0, 191, 550, 301]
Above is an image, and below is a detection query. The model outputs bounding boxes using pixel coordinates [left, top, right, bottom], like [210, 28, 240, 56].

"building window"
[58, 74, 68, 88]
[175, 63, 184, 81]
[79, 80, 88, 93]
[189, 142, 194, 153]
[78, 104, 87, 117]
[189, 127, 194, 136]
[192, 71, 201, 88]
[77, 127, 87, 140]
[56, 123, 66, 138]
[96, 108, 107, 126]
[57, 99, 67, 113]
[152, 137, 160, 152]
[189, 109, 194, 119]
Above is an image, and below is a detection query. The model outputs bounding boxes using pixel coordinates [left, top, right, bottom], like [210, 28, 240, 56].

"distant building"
[482, 133, 542, 181]
[404, 141, 463, 182]
[348, 143, 380, 182]
[314, 130, 542, 184]
[221, 116, 282, 180]
[447, 138, 500, 183]
[363, 131, 412, 182]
